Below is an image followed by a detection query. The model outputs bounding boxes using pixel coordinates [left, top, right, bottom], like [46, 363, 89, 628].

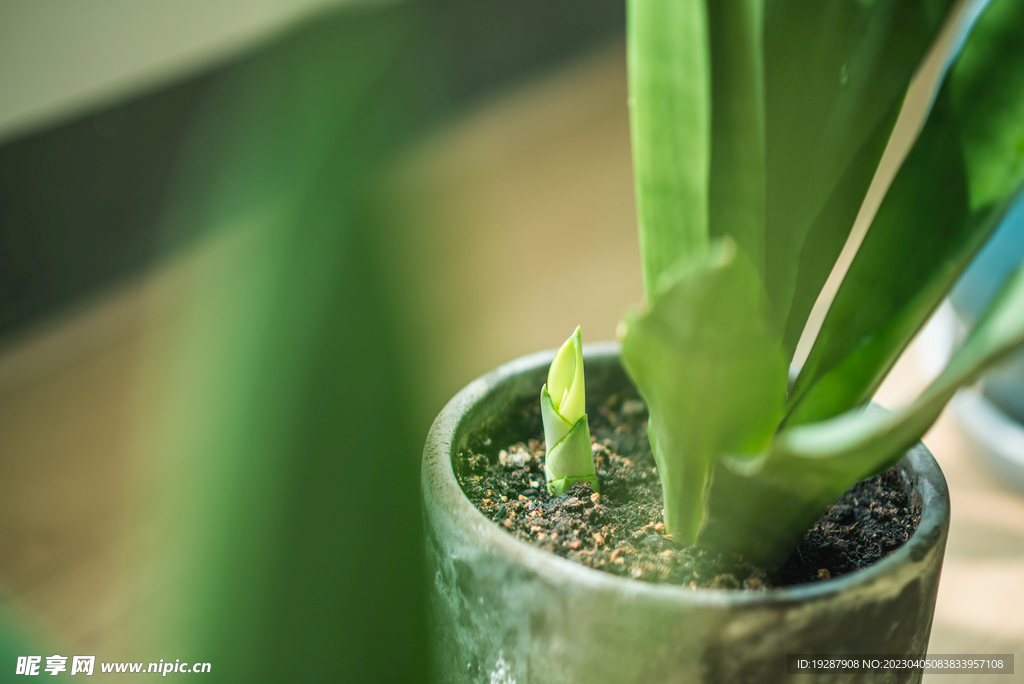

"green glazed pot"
[421, 343, 950, 684]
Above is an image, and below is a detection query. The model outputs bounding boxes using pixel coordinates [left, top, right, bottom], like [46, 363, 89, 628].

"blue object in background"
[950, 194, 1024, 423]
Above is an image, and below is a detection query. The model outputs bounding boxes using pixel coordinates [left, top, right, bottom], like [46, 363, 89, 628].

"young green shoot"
[541, 327, 599, 496]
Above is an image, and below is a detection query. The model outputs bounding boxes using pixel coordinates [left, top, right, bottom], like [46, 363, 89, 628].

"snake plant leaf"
[788, 0, 1024, 426]
[701, 258, 1024, 567]
[764, 0, 956, 338]
[781, 98, 902, 353]
[627, 0, 711, 299]
[542, 327, 598, 495]
[707, 0, 766, 277]
[620, 239, 787, 545]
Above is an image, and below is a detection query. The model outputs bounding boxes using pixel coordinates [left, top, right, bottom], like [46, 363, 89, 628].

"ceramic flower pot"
[421, 343, 950, 684]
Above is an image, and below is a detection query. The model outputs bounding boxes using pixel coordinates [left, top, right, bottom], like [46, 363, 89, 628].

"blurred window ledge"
[0, 0, 383, 143]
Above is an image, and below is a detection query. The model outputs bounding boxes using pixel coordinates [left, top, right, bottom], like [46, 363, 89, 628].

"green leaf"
[788, 0, 1024, 426]
[128, 6, 448, 678]
[627, 0, 711, 299]
[763, 0, 955, 336]
[787, 89, 971, 425]
[952, 0, 1024, 211]
[707, 0, 766, 277]
[620, 239, 787, 545]
[701, 258, 1024, 567]
[781, 98, 901, 353]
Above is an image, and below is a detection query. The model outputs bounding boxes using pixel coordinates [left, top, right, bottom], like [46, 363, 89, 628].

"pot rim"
[422, 341, 950, 608]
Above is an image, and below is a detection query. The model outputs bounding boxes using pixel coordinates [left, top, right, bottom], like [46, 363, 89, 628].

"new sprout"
[541, 327, 599, 495]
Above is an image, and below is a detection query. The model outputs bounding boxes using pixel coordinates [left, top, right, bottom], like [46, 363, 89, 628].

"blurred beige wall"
[384, 42, 642, 418]
[0, 0, 380, 143]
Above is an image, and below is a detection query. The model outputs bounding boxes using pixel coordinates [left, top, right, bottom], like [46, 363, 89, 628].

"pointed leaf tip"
[563, 326, 586, 422]
[548, 327, 586, 423]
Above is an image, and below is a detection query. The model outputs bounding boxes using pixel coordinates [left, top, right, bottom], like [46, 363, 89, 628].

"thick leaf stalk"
[620, 240, 787, 546]
[541, 327, 599, 495]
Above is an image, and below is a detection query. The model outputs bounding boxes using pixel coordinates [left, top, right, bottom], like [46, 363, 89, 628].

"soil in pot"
[457, 389, 921, 590]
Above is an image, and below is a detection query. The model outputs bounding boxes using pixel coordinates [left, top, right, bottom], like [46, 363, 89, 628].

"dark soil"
[457, 391, 920, 590]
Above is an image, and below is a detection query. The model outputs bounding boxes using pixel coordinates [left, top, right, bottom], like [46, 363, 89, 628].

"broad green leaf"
[620, 239, 787, 545]
[707, 0, 766, 277]
[701, 258, 1024, 567]
[952, 0, 1024, 211]
[788, 0, 1024, 426]
[763, 0, 955, 337]
[130, 6, 448, 679]
[627, 0, 710, 299]
[781, 98, 901, 353]
[787, 89, 971, 424]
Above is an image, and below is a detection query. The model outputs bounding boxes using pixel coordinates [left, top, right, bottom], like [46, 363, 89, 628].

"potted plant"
[422, 0, 1024, 681]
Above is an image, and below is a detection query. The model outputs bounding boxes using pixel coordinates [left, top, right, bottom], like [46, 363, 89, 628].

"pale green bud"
[540, 327, 598, 495]
[548, 326, 586, 424]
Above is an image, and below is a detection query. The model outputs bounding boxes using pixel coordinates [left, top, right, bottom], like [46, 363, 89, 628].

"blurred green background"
[0, 0, 642, 681]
